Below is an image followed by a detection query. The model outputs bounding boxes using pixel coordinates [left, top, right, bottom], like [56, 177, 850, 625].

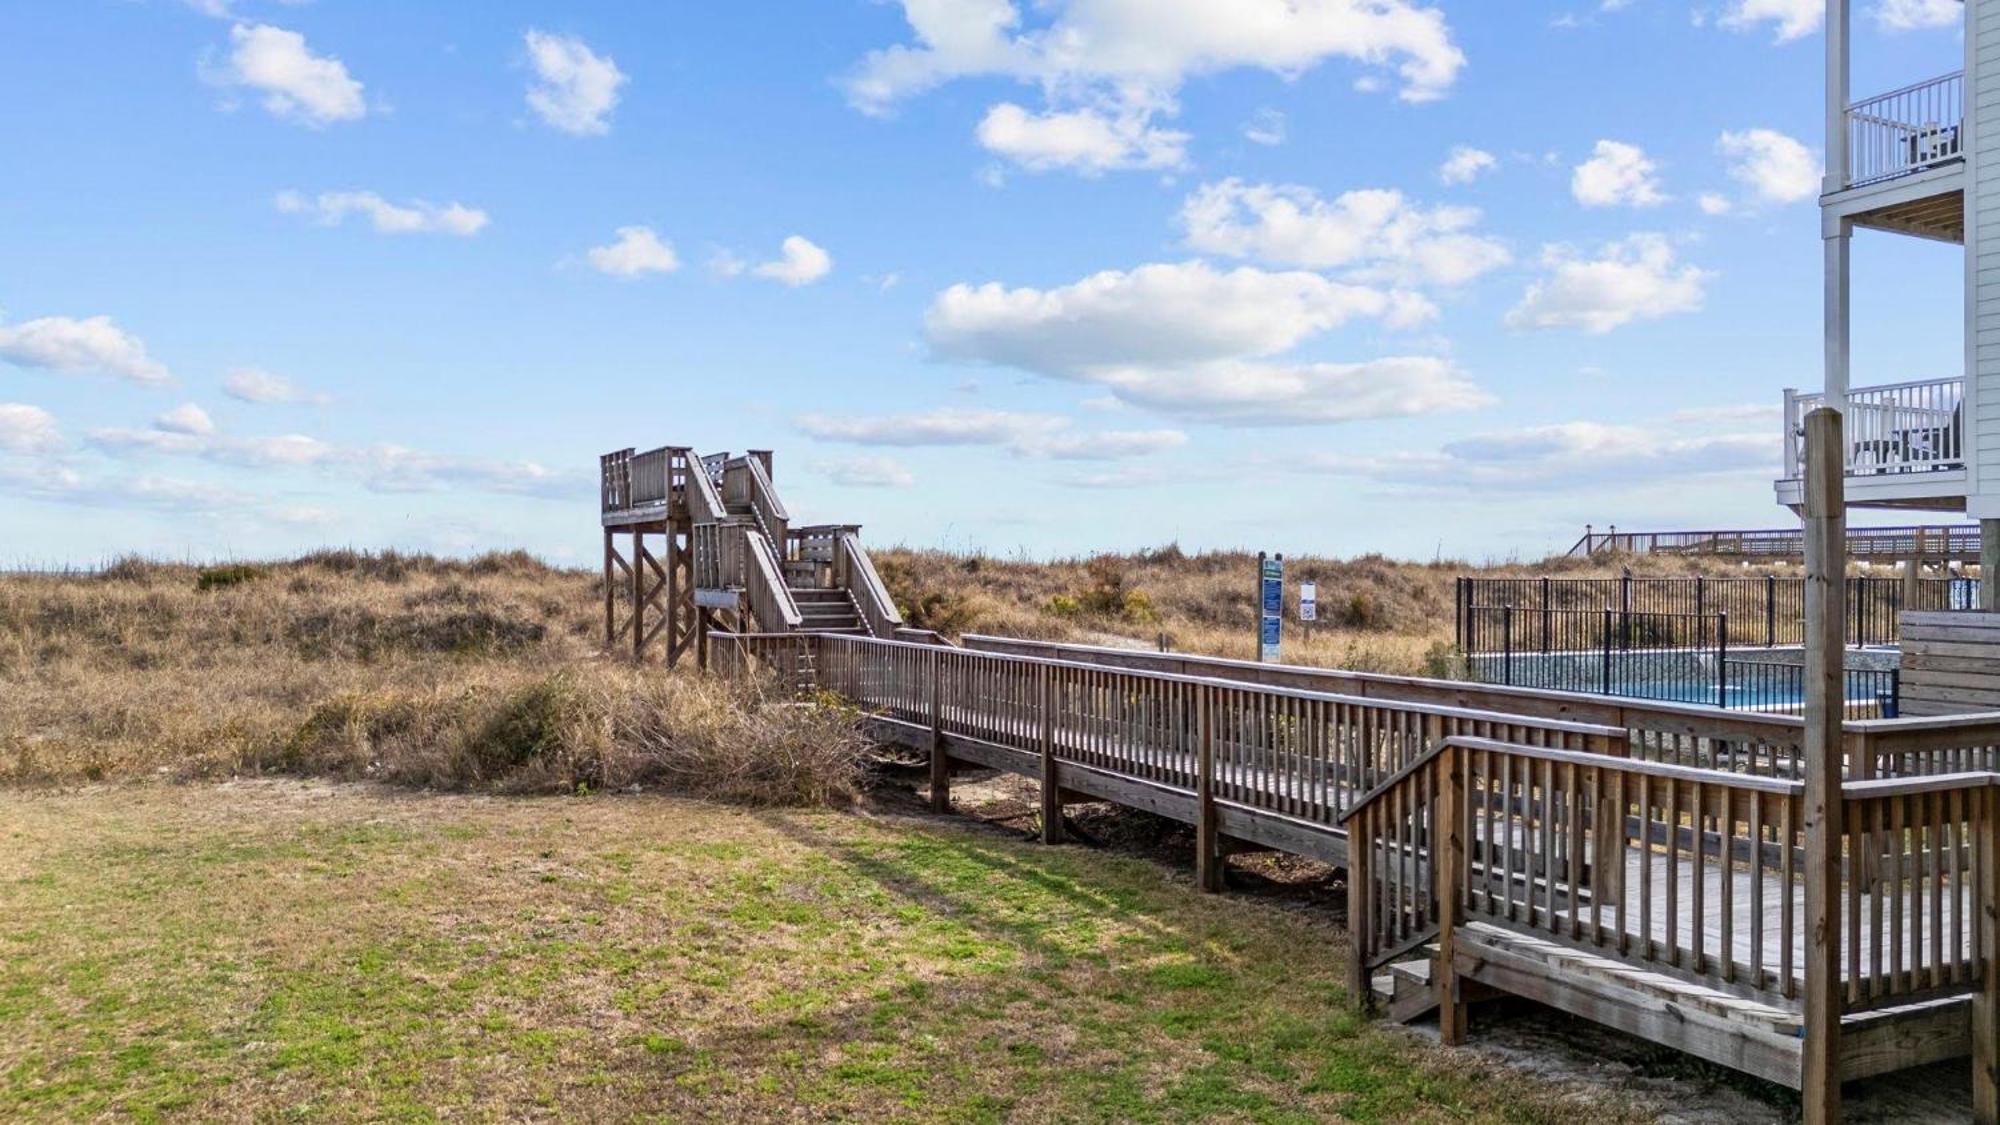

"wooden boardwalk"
[714, 630, 2000, 1102]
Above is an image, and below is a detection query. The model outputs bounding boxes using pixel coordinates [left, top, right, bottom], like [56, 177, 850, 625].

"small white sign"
[1299, 582, 1318, 622]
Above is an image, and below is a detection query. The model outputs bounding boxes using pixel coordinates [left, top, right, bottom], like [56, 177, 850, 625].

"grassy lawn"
[0, 781, 1627, 1123]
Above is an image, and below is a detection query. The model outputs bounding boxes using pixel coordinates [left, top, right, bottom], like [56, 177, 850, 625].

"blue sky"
[0, 0, 1971, 565]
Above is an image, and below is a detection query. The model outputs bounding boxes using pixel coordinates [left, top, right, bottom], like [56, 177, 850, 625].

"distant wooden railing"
[1563, 524, 1980, 561]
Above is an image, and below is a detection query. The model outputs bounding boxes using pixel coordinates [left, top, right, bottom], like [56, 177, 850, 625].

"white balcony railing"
[1784, 377, 1964, 479]
[1847, 71, 1964, 188]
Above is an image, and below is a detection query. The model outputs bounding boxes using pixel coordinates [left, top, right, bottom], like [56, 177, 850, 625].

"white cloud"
[924, 260, 1475, 424]
[0, 465, 253, 513]
[1572, 140, 1668, 207]
[585, 226, 680, 277]
[1698, 192, 1734, 215]
[796, 407, 1187, 459]
[275, 190, 489, 236]
[1084, 356, 1490, 425]
[1243, 107, 1287, 146]
[1506, 234, 1712, 334]
[1875, 0, 1962, 31]
[1439, 145, 1497, 185]
[1180, 179, 1509, 286]
[0, 315, 171, 385]
[847, 0, 1462, 177]
[524, 30, 626, 136]
[1718, 0, 1822, 41]
[975, 103, 1188, 173]
[929, 260, 1433, 377]
[753, 236, 833, 286]
[156, 403, 216, 437]
[814, 455, 917, 488]
[223, 367, 326, 405]
[1717, 128, 1820, 205]
[210, 23, 365, 126]
[847, 0, 1467, 111]
[0, 404, 62, 453]
[1302, 420, 1774, 491]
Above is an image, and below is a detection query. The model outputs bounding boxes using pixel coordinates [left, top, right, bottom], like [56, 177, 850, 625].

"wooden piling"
[1801, 407, 1847, 1125]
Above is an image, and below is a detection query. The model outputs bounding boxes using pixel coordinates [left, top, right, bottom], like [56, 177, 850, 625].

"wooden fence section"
[713, 631, 2000, 1104]
[1900, 611, 2000, 716]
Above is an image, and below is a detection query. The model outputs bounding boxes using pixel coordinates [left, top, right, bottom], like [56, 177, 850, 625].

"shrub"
[197, 564, 263, 592]
[1046, 595, 1082, 618]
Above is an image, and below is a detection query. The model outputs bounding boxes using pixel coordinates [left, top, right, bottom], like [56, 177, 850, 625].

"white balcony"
[1777, 378, 1967, 510]
[1845, 71, 1963, 189]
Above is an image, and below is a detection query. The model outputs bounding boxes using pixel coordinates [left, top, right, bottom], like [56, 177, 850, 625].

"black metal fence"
[1456, 574, 1979, 653]
[1460, 603, 1902, 716]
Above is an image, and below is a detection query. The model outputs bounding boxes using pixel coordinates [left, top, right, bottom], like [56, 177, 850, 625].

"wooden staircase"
[790, 587, 866, 634]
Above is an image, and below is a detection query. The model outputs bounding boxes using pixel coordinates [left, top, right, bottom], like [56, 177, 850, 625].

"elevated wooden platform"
[716, 631, 2000, 1109]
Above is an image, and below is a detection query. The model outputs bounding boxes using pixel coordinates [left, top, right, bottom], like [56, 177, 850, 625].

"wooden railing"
[725, 455, 789, 549]
[1565, 524, 1981, 561]
[837, 532, 902, 638]
[1346, 734, 1998, 1026]
[1846, 70, 1963, 188]
[1786, 379, 1964, 480]
[742, 529, 803, 632]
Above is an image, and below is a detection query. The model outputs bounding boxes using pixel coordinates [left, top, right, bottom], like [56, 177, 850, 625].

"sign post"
[1258, 552, 1283, 663]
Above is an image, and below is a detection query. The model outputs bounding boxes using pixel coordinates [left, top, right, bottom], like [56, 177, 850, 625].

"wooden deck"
[714, 630, 2000, 1102]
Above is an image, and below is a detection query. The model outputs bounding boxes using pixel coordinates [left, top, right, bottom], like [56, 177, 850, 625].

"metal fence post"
[1502, 605, 1514, 686]
[1619, 572, 1631, 650]
[1601, 606, 1613, 696]
[1766, 574, 1777, 647]
[1717, 612, 1729, 710]
[1540, 576, 1552, 654]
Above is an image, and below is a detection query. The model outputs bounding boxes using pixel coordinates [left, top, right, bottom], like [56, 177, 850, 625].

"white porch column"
[1825, 222, 1852, 413]
[1825, 0, 1849, 193]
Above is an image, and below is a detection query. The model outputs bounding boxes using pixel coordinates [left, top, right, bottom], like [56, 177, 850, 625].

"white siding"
[1970, 0, 2000, 513]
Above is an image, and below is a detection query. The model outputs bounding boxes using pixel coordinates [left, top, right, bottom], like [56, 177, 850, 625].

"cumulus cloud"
[0, 314, 171, 385]
[275, 190, 489, 236]
[848, 0, 1463, 175]
[1301, 419, 1774, 491]
[524, 30, 626, 135]
[1572, 140, 1668, 207]
[1439, 145, 1497, 185]
[1179, 179, 1509, 286]
[222, 367, 327, 405]
[1717, 0, 1822, 41]
[753, 236, 833, 286]
[1875, 0, 1962, 31]
[813, 455, 917, 488]
[208, 23, 365, 126]
[923, 259, 1479, 424]
[1506, 234, 1711, 334]
[1242, 107, 1287, 146]
[585, 226, 680, 277]
[0, 464, 253, 513]
[1717, 128, 1820, 206]
[0, 404, 62, 453]
[155, 403, 216, 437]
[975, 103, 1188, 173]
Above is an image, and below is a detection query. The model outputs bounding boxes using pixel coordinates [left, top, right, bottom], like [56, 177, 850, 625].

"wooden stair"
[1371, 950, 1444, 1025]
[790, 587, 866, 634]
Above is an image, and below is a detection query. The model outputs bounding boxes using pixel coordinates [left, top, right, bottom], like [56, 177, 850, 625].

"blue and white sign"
[1258, 554, 1283, 662]
[1299, 582, 1317, 623]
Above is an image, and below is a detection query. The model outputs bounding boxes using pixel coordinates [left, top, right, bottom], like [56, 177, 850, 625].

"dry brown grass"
[874, 543, 1804, 676]
[0, 551, 864, 801]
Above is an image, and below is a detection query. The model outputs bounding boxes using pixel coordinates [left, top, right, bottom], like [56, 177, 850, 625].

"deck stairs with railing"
[598, 444, 905, 663]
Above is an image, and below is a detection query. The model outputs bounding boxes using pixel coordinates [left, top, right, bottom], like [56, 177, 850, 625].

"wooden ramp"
[712, 631, 2000, 1107]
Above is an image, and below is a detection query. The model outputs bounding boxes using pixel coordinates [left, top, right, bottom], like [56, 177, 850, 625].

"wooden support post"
[1801, 407, 1847, 1125]
[1196, 685, 1223, 893]
[1347, 801, 1372, 1010]
[696, 607, 710, 671]
[602, 528, 615, 652]
[630, 528, 644, 662]
[928, 647, 949, 813]
[1435, 743, 1466, 1045]
[1902, 557, 1921, 613]
[1977, 785, 1999, 1123]
[1983, 520, 2000, 613]
[1038, 663, 1063, 844]
[665, 525, 681, 668]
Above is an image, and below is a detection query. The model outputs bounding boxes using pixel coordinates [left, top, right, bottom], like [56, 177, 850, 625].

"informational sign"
[1299, 581, 1317, 623]
[1258, 553, 1283, 663]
